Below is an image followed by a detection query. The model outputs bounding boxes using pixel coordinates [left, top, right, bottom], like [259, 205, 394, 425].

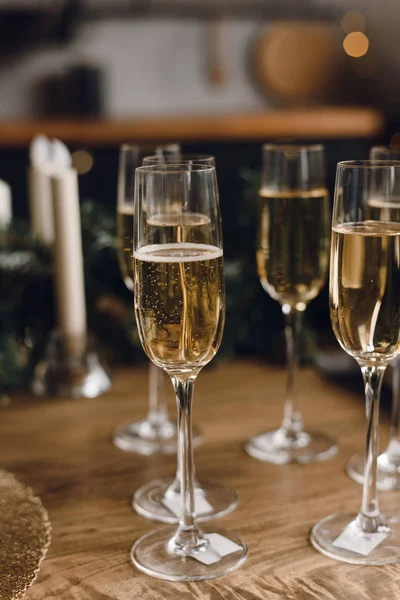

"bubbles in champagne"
[256, 188, 330, 308]
[134, 243, 225, 372]
[330, 221, 400, 362]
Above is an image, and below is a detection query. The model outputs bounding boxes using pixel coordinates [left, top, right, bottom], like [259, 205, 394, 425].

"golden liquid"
[256, 188, 330, 308]
[147, 212, 211, 245]
[330, 221, 400, 363]
[134, 243, 225, 371]
[117, 205, 134, 291]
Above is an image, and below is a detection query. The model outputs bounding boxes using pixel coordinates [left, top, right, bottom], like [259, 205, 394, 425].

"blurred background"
[0, 0, 398, 392]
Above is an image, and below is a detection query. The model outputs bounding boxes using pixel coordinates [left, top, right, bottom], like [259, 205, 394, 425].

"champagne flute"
[133, 154, 237, 524]
[131, 164, 247, 580]
[245, 144, 337, 464]
[132, 154, 237, 523]
[311, 160, 400, 564]
[347, 146, 400, 490]
[113, 144, 201, 454]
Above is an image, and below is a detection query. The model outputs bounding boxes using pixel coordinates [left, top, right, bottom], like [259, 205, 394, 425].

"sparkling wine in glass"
[245, 144, 337, 464]
[133, 154, 238, 524]
[113, 143, 202, 455]
[346, 146, 400, 491]
[311, 160, 400, 564]
[130, 164, 247, 581]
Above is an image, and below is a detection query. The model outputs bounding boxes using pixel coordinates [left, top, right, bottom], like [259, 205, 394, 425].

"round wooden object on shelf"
[252, 22, 343, 106]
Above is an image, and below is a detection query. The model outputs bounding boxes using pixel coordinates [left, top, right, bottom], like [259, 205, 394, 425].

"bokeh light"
[71, 150, 94, 175]
[343, 32, 369, 58]
[340, 11, 366, 34]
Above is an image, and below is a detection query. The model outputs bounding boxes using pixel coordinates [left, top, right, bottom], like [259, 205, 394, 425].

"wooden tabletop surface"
[1, 360, 399, 600]
[0, 107, 384, 146]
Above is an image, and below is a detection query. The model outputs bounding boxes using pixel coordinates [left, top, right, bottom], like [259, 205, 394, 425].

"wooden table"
[1, 360, 400, 600]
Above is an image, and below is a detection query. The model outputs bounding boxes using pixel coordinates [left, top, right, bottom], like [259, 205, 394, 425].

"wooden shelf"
[0, 107, 384, 147]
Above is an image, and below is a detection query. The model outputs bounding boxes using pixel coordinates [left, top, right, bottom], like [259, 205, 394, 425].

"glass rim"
[135, 163, 216, 174]
[262, 143, 324, 152]
[338, 159, 400, 168]
[143, 153, 214, 162]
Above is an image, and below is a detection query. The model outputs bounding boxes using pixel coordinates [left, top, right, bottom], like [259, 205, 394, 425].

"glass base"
[32, 330, 111, 399]
[133, 477, 238, 523]
[245, 428, 338, 465]
[131, 526, 247, 581]
[311, 512, 400, 565]
[346, 452, 400, 490]
[112, 421, 202, 455]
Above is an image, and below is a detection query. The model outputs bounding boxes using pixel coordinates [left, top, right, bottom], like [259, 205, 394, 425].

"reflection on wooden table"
[1, 361, 399, 599]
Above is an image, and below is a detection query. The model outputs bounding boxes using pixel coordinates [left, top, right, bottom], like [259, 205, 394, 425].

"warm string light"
[71, 150, 94, 175]
[340, 11, 366, 34]
[343, 31, 369, 58]
[340, 11, 377, 78]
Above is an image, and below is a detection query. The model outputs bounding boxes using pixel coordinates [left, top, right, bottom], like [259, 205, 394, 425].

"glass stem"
[170, 374, 202, 550]
[147, 363, 169, 428]
[358, 364, 386, 532]
[386, 358, 400, 464]
[281, 305, 304, 439]
[167, 387, 199, 496]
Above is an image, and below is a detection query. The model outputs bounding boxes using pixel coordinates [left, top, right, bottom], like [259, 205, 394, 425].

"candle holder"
[32, 330, 111, 399]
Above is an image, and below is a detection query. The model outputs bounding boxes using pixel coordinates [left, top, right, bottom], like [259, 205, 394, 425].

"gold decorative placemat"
[0, 470, 51, 599]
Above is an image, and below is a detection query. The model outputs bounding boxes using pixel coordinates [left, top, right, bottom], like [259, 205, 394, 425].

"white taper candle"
[51, 168, 87, 356]
[28, 167, 54, 244]
[0, 179, 12, 228]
